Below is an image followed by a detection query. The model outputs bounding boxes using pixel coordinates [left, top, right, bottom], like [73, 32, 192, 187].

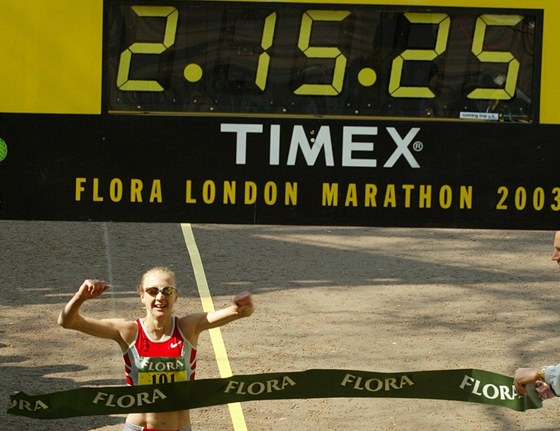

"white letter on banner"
[342, 126, 377, 167]
[459, 375, 475, 390]
[224, 380, 240, 394]
[117, 395, 135, 408]
[152, 389, 167, 402]
[384, 127, 420, 168]
[247, 382, 266, 395]
[482, 384, 499, 400]
[287, 126, 334, 166]
[500, 385, 516, 400]
[220, 123, 264, 165]
[92, 392, 109, 404]
[340, 373, 356, 387]
[364, 379, 383, 392]
[137, 392, 150, 406]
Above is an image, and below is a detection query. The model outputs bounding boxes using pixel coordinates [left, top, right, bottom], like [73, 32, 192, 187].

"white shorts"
[123, 420, 192, 431]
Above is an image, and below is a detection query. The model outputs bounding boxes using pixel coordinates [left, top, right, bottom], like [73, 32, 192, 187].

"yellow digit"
[514, 187, 527, 210]
[552, 188, 560, 212]
[294, 10, 350, 96]
[533, 187, 545, 211]
[467, 15, 522, 100]
[389, 13, 450, 98]
[117, 6, 179, 92]
[496, 186, 508, 210]
[255, 12, 277, 91]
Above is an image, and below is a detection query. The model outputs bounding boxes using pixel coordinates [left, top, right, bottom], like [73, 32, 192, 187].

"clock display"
[105, 1, 541, 121]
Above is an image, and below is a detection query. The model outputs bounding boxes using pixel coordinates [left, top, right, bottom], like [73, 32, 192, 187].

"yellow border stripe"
[181, 223, 248, 431]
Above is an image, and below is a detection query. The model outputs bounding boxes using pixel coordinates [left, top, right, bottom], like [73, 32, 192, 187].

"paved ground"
[1, 221, 560, 430]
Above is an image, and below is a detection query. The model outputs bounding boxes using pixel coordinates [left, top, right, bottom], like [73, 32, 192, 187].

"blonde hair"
[137, 266, 177, 295]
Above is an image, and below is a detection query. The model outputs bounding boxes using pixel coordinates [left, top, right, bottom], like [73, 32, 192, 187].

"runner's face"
[141, 270, 177, 316]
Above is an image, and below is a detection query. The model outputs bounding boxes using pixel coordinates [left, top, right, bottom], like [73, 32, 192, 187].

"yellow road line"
[181, 223, 248, 431]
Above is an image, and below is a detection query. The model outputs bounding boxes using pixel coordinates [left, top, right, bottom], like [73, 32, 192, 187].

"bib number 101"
[138, 371, 183, 385]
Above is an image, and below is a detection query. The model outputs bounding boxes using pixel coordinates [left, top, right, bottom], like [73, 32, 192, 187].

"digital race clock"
[106, 1, 542, 121]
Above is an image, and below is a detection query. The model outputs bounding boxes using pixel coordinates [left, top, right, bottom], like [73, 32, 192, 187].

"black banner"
[0, 113, 558, 228]
[7, 368, 542, 419]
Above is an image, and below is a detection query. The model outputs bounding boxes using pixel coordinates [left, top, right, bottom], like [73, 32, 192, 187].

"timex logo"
[220, 123, 423, 168]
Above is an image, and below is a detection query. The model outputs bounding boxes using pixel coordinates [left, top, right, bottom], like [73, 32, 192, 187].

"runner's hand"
[234, 291, 255, 317]
[78, 279, 111, 300]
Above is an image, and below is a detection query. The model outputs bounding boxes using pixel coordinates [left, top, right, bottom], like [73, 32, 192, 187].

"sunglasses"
[144, 286, 177, 296]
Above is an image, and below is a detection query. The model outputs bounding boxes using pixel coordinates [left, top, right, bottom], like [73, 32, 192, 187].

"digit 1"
[255, 12, 277, 91]
[116, 6, 179, 92]
[467, 15, 522, 100]
[388, 13, 450, 98]
[294, 10, 351, 96]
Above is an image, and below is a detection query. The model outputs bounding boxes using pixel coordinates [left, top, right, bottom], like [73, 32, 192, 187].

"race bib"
[138, 357, 187, 385]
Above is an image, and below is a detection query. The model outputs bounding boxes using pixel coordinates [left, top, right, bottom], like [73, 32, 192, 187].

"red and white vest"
[123, 317, 197, 386]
